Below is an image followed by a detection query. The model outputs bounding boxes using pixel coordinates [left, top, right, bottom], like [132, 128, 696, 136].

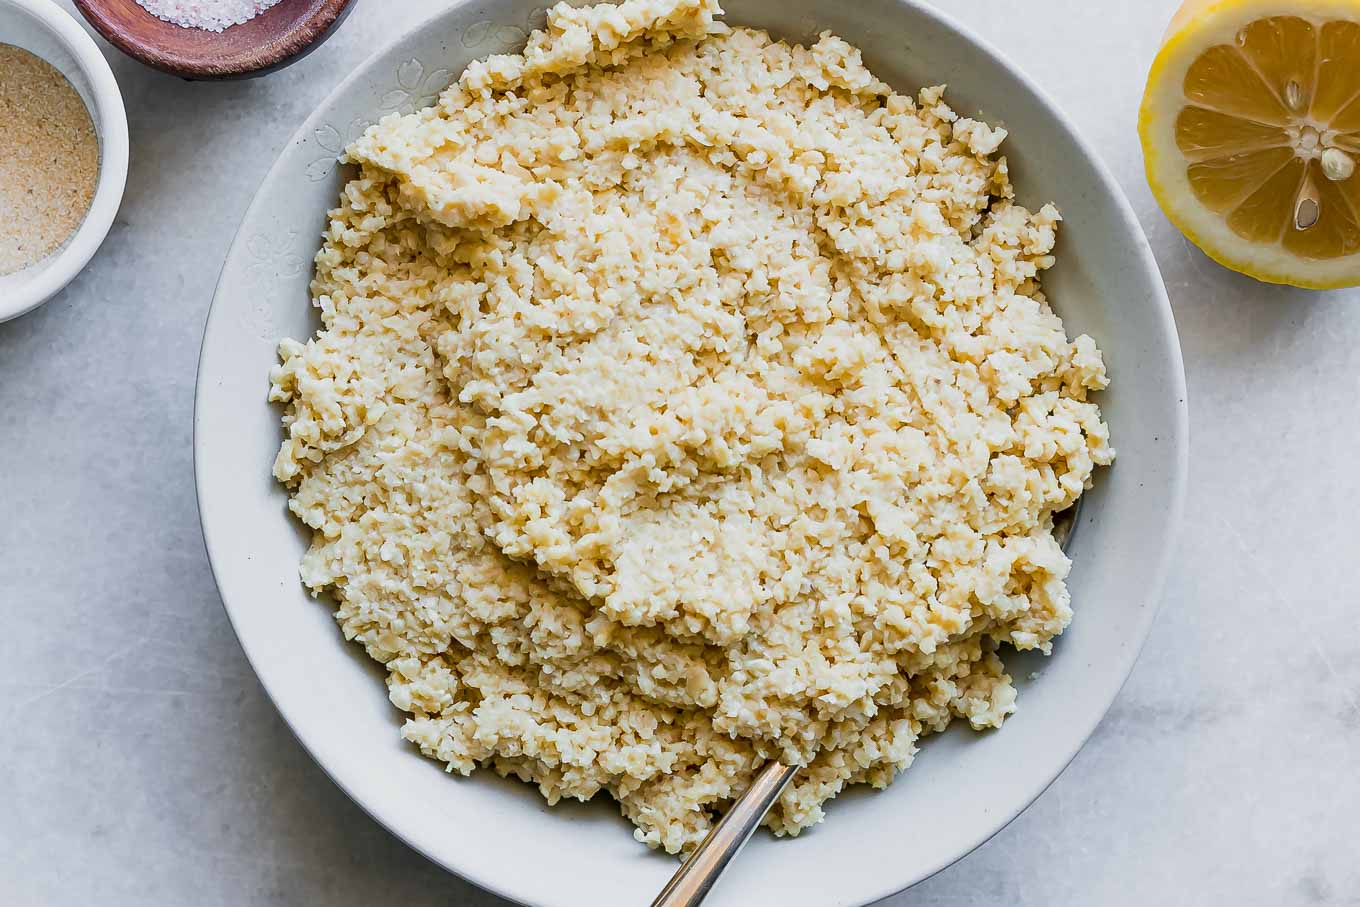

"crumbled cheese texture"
[269, 0, 1113, 855]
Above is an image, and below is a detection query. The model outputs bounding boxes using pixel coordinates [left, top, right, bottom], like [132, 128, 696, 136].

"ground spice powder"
[0, 44, 100, 277]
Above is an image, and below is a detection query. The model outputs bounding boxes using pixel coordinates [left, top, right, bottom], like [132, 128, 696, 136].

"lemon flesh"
[1142, 0, 1360, 288]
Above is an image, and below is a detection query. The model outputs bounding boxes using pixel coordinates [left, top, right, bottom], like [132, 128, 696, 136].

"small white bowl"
[0, 0, 128, 323]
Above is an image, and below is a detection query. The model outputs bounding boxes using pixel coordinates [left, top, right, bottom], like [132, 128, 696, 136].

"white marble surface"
[2, 1, 1358, 904]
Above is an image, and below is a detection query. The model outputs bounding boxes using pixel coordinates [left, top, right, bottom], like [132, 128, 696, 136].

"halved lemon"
[1141, 0, 1360, 288]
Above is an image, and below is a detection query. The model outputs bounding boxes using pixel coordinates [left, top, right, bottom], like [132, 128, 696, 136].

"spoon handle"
[649, 760, 800, 907]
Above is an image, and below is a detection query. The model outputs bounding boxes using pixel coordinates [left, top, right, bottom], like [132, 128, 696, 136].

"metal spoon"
[650, 501, 1082, 907]
[649, 759, 799, 907]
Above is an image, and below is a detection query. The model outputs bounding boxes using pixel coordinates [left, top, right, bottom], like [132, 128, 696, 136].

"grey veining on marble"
[1, 1, 1357, 905]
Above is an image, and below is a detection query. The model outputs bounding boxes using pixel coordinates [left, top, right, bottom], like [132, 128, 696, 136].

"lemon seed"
[1285, 79, 1304, 111]
[1321, 148, 1355, 182]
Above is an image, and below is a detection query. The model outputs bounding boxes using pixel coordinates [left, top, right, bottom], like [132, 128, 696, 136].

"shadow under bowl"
[72, 0, 355, 79]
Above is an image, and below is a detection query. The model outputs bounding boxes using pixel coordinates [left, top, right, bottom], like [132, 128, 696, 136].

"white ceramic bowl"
[0, 0, 128, 323]
[196, 2, 1189, 905]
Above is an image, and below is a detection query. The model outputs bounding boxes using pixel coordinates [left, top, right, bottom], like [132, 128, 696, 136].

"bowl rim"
[71, 0, 355, 79]
[0, 0, 129, 324]
[195, 1, 1190, 903]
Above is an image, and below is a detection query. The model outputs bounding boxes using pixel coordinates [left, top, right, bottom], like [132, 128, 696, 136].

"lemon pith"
[1141, 0, 1360, 288]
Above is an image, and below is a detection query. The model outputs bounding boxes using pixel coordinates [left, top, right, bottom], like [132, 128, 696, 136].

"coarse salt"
[135, 0, 283, 32]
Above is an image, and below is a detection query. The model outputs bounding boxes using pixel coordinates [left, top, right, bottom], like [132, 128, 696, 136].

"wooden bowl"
[72, 0, 355, 79]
